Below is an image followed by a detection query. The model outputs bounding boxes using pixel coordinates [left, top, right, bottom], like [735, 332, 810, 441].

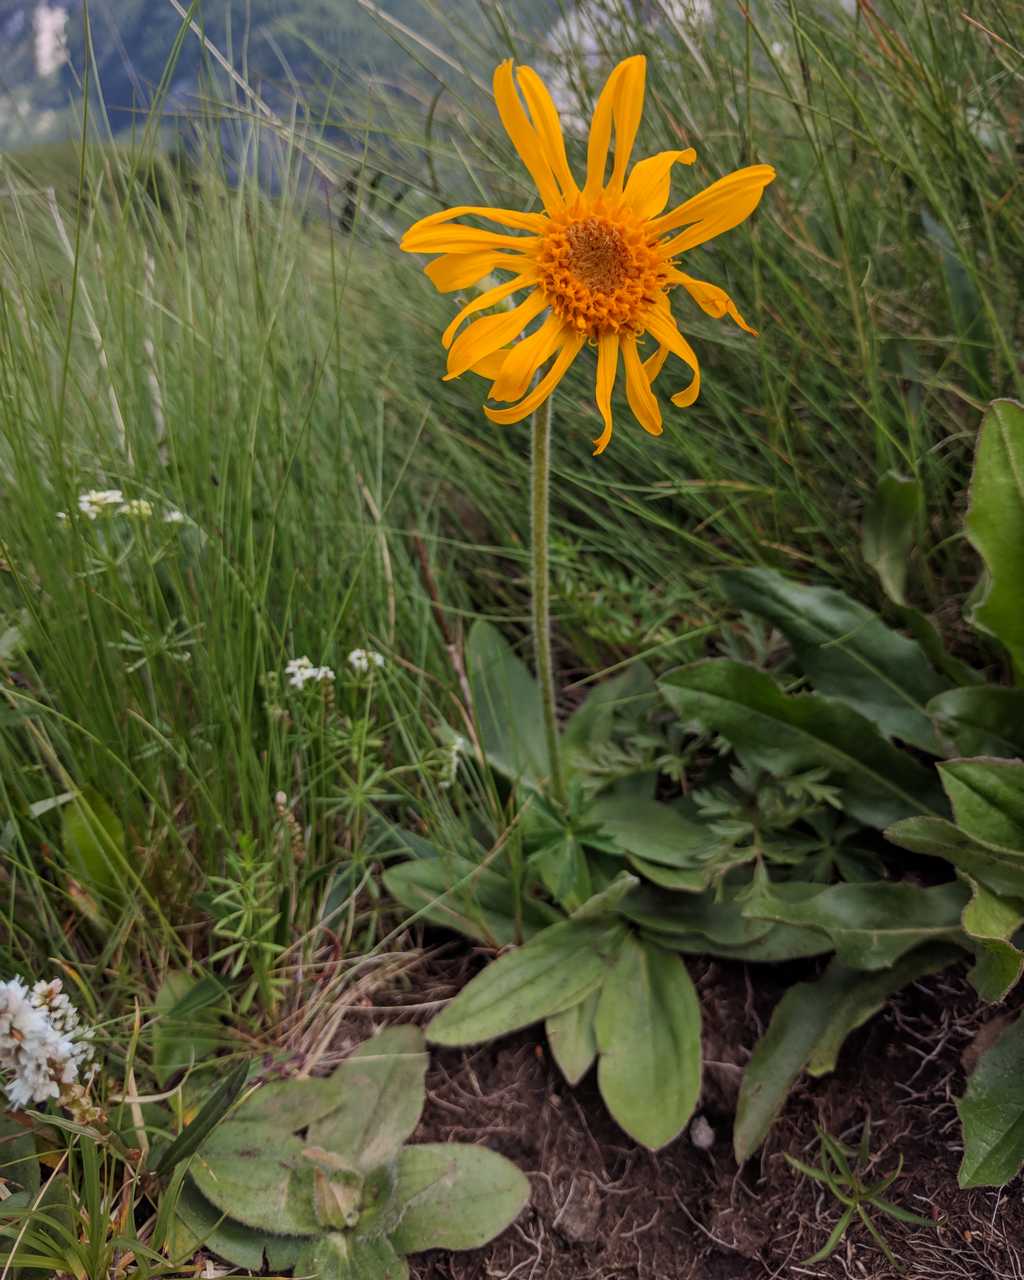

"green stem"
[530, 394, 566, 808]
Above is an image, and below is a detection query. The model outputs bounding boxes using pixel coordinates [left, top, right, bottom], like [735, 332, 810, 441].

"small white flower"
[0, 976, 94, 1109]
[77, 489, 124, 519]
[117, 499, 154, 518]
[347, 648, 385, 675]
[285, 657, 335, 689]
[163, 508, 187, 524]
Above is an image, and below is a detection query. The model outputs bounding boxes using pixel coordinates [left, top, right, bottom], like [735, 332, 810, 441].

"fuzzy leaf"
[390, 1144, 529, 1253]
[735, 946, 956, 1162]
[939, 758, 1024, 852]
[594, 935, 701, 1150]
[965, 399, 1024, 677]
[929, 687, 1024, 758]
[546, 991, 598, 1085]
[660, 661, 946, 828]
[468, 620, 548, 785]
[307, 1027, 428, 1172]
[171, 1179, 301, 1270]
[153, 1060, 250, 1177]
[741, 878, 969, 970]
[862, 470, 923, 606]
[427, 918, 626, 1047]
[189, 1125, 319, 1236]
[720, 567, 947, 751]
[959, 1012, 1024, 1187]
[295, 1232, 409, 1279]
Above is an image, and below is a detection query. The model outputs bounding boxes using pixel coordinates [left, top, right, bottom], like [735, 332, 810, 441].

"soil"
[389, 955, 1024, 1280]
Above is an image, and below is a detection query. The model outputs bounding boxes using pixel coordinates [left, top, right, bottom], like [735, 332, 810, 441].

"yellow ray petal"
[623, 335, 663, 436]
[442, 274, 536, 349]
[404, 224, 541, 255]
[493, 60, 564, 212]
[425, 251, 528, 292]
[645, 307, 702, 407]
[469, 350, 511, 379]
[644, 342, 670, 383]
[592, 333, 621, 455]
[651, 164, 775, 254]
[608, 57, 647, 193]
[490, 313, 566, 402]
[622, 148, 697, 219]
[405, 205, 547, 238]
[584, 55, 646, 201]
[672, 271, 757, 334]
[484, 331, 586, 425]
[515, 66, 579, 201]
[445, 290, 549, 380]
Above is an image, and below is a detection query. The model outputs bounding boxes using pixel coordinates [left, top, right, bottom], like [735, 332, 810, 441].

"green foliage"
[861, 472, 923, 607]
[172, 1028, 528, 1275]
[60, 789, 128, 917]
[733, 947, 957, 1164]
[966, 401, 1024, 679]
[785, 1121, 934, 1266]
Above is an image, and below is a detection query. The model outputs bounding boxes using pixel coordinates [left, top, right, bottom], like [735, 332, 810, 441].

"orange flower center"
[535, 211, 669, 339]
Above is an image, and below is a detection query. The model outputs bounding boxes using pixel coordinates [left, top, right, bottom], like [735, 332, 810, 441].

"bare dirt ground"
[398, 957, 1024, 1280]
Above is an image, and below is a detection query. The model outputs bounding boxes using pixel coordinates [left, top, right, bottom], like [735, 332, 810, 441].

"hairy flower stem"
[530, 395, 567, 809]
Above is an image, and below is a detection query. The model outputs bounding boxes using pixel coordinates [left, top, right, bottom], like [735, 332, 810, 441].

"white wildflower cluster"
[57, 490, 188, 524]
[347, 648, 385, 675]
[439, 734, 469, 790]
[0, 977, 95, 1110]
[286, 656, 336, 689]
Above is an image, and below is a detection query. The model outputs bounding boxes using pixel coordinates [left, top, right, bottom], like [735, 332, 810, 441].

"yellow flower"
[401, 55, 775, 455]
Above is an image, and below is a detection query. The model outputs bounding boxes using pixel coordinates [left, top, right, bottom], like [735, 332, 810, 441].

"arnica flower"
[401, 55, 775, 454]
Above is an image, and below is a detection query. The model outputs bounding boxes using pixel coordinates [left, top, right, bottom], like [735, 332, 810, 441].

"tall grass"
[0, 0, 1020, 1061]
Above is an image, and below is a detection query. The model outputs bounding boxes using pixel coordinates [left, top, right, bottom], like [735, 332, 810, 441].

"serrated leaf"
[862, 471, 923, 606]
[427, 918, 626, 1047]
[390, 1144, 529, 1253]
[939, 758, 1024, 853]
[171, 1179, 301, 1270]
[965, 399, 1024, 677]
[295, 1231, 409, 1279]
[307, 1027, 427, 1172]
[741, 879, 968, 969]
[735, 947, 956, 1162]
[660, 661, 946, 829]
[153, 973, 225, 1087]
[720, 568, 947, 751]
[594, 935, 701, 1150]
[189, 1124, 319, 1236]
[928, 687, 1024, 758]
[61, 788, 126, 911]
[467, 620, 548, 785]
[958, 1012, 1024, 1187]
[382, 857, 559, 947]
[546, 991, 598, 1085]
